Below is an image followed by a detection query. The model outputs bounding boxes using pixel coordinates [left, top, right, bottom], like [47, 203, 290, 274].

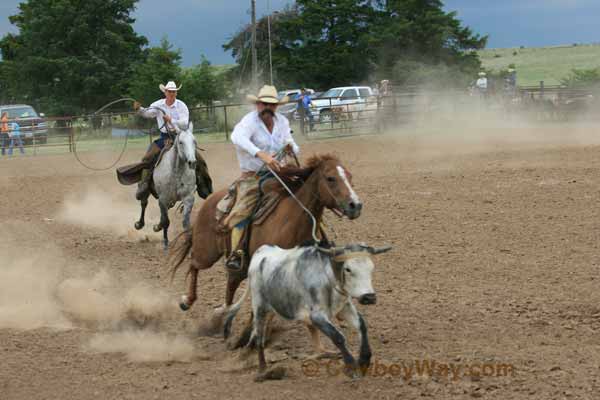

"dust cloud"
[0, 250, 72, 330]
[88, 331, 196, 362]
[380, 89, 600, 161]
[0, 238, 199, 363]
[57, 187, 160, 239]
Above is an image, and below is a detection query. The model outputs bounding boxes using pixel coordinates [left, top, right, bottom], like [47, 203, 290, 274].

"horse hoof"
[134, 221, 144, 230]
[153, 224, 161, 232]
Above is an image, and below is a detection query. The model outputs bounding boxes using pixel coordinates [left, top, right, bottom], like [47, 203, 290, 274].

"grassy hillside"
[478, 44, 600, 86]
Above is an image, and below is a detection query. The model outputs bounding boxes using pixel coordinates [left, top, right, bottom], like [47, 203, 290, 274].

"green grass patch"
[478, 44, 600, 86]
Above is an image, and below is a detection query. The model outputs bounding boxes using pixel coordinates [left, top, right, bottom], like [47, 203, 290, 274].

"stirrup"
[225, 250, 244, 272]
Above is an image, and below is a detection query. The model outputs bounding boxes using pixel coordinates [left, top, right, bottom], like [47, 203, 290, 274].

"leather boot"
[225, 249, 244, 272]
[225, 226, 245, 272]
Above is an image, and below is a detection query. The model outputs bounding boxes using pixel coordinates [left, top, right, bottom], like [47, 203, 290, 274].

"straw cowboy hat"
[478, 72, 487, 77]
[159, 81, 182, 93]
[247, 85, 288, 104]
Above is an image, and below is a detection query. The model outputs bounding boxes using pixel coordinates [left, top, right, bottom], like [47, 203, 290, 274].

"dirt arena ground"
[2, 121, 600, 399]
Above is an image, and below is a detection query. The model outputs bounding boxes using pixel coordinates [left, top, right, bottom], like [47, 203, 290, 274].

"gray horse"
[135, 122, 197, 249]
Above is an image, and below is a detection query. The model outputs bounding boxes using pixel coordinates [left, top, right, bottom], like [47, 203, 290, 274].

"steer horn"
[316, 246, 345, 257]
[365, 245, 392, 255]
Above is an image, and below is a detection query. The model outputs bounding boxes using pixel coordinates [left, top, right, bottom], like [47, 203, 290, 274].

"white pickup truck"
[311, 86, 375, 122]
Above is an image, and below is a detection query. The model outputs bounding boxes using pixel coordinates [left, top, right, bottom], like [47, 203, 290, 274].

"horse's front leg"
[181, 194, 195, 231]
[135, 193, 149, 230]
[153, 201, 170, 250]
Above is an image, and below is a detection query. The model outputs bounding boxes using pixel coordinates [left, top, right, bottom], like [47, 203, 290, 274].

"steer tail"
[168, 229, 193, 281]
[223, 280, 251, 339]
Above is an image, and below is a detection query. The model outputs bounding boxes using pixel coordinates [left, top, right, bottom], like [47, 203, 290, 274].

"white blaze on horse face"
[343, 257, 375, 298]
[336, 166, 360, 204]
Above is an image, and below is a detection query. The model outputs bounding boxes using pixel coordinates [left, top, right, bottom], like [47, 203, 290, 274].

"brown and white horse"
[169, 154, 362, 325]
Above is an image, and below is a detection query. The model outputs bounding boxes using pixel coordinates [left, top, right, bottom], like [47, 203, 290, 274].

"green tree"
[272, 1, 378, 89]
[223, 7, 299, 90]
[374, 0, 487, 84]
[224, 0, 487, 90]
[180, 56, 229, 107]
[0, 0, 147, 115]
[128, 37, 183, 107]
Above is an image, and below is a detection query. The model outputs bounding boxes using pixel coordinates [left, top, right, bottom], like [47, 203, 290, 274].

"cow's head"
[319, 243, 391, 304]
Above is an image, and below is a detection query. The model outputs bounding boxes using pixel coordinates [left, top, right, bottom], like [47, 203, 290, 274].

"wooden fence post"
[69, 126, 73, 152]
[224, 105, 229, 141]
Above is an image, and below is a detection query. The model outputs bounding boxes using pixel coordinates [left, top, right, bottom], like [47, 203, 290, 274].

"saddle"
[116, 142, 173, 186]
[215, 176, 284, 233]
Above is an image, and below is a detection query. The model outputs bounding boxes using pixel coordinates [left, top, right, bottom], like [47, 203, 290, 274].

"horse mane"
[275, 153, 340, 192]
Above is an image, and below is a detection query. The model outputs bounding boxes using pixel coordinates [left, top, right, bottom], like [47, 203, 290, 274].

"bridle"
[265, 160, 351, 242]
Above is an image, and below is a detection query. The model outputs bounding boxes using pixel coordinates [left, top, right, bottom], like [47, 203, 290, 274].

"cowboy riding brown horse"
[170, 153, 362, 330]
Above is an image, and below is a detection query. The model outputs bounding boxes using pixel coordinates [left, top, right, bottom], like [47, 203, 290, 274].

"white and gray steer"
[223, 242, 391, 380]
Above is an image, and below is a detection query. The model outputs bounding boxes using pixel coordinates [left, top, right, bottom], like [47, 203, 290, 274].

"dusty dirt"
[2, 122, 600, 400]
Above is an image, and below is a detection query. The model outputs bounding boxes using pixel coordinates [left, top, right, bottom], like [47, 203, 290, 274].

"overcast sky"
[1, 0, 599, 66]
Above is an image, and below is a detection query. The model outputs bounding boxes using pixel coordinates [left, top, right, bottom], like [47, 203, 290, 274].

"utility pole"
[251, 0, 258, 91]
[267, 0, 273, 85]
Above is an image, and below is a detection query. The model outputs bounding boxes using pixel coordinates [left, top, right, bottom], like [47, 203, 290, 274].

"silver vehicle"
[311, 86, 374, 123]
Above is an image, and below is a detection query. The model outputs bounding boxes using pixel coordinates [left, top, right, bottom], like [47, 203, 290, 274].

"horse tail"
[168, 229, 193, 282]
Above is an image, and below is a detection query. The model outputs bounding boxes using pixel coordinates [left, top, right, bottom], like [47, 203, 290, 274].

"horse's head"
[175, 122, 197, 170]
[312, 155, 362, 219]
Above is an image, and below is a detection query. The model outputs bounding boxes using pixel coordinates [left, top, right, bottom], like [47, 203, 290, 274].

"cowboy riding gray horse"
[116, 81, 213, 248]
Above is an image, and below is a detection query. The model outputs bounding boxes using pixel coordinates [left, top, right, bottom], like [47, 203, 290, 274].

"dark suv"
[0, 104, 48, 144]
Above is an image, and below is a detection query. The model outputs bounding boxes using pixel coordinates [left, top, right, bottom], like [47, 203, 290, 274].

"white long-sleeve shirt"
[231, 111, 300, 173]
[139, 98, 189, 133]
[476, 77, 488, 90]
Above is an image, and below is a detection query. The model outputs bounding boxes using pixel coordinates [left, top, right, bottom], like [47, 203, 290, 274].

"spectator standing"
[0, 112, 9, 155]
[476, 72, 488, 100]
[297, 88, 315, 132]
[8, 118, 25, 155]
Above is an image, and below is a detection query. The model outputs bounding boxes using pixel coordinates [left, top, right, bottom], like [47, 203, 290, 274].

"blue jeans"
[299, 107, 314, 130]
[8, 135, 25, 155]
[0, 134, 8, 155]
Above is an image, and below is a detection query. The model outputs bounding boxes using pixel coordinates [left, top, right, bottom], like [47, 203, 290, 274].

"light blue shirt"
[10, 122, 20, 136]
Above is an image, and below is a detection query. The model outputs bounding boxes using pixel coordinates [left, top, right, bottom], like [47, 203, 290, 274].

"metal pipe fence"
[1, 83, 597, 157]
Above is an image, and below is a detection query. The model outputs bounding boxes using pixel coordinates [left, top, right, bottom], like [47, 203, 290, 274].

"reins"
[260, 149, 346, 242]
[265, 163, 321, 243]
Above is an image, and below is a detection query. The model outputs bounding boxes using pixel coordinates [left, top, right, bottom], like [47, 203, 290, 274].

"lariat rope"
[264, 164, 320, 244]
[73, 98, 172, 171]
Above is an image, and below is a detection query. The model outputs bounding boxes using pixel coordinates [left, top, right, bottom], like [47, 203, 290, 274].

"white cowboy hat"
[159, 81, 182, 93]
[508, 68, 515, 72]
[478, 72, 487, 77]
[247, 85, 288, 104]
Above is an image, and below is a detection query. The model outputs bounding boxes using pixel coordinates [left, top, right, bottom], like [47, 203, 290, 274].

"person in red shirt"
[1, 112, 9, 156]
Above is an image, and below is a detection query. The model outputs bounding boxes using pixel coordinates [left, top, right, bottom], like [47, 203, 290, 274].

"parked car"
[0, 104, 48, 144]
[311, 86, 374, 123]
